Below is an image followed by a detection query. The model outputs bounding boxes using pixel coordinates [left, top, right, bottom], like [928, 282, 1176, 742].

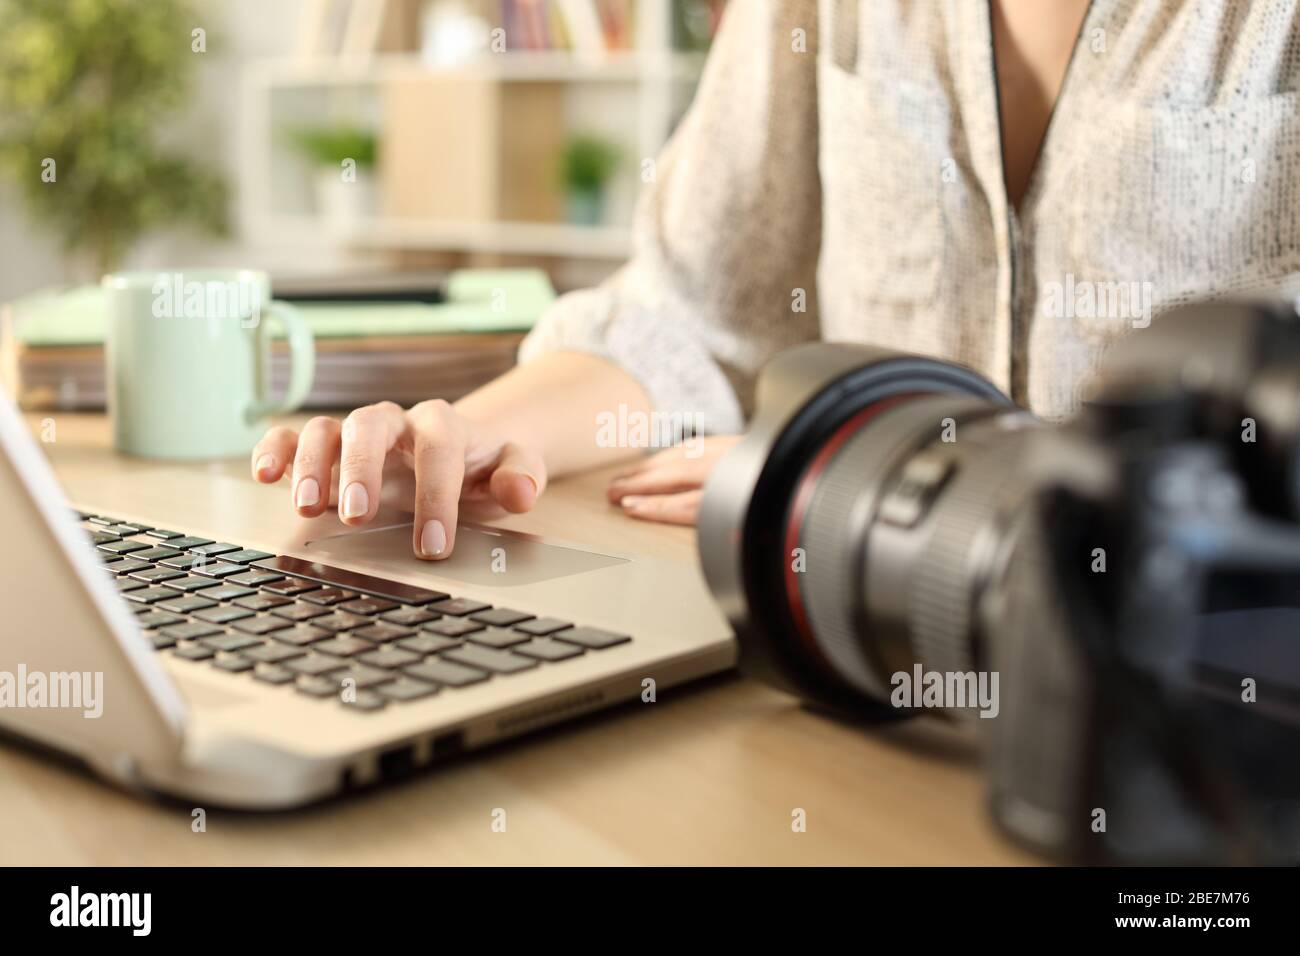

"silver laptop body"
[0, 396, 735, 808]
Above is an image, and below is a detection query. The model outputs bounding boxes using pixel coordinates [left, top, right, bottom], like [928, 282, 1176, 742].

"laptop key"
[351, 622, 412, 643]
[422, 617, 484, 638]
[200, 583, 256, 602]
[262, 577, 321, 597]
[553, 626, 632, 650]
[212, 653, 255, 673]
[125, 586, 178, 605]
[173, 643, 215, 661]
[136, 610, 186, 630]
[233, 593, 292, 612]
[269, 624, 330, 646]
[299, 587, 358, 606]
[145, 528, 183, 540]
[87, 516, 115, 526]
[330, 663, 394, 689]
[107, 523, 152, 535]
[514, 617, 574, 636]
[396, 633, 463, 656]
[294, 675, 341, 697]
[157, 554, 205, 571]
[189, 542, 240, 557]
[284, 654, 347, 677]
[156, 595, 217, 614]
[116, 577, 148, 593]
[252, 663, 296, 685]
[160, 575, 220, 593]
[243, 642, 305, 664]
[232, 615, 293, 636]
[98, 539, 151, 555]
[190, 561, 248, 579]
[108, 558, 151, 576]
[470, 608, 534, 628]
[252, 555, 449, 606]
[311, 610, 370, 633]
[341, 690, 387, 711]
[428, 597, 490, 617]
[91, 530, 122, 545]
[338, 597, 398, 616]
[203, 632, 263, 652]
[467, 627, 530, 649]
[149, 632, 178, 650]
[194, 605, 255, 625]
[514, 638, 585, 662]
[161, 621, 223, 641]
[376, 677, 439, 702]
[403, 658, 488, 688]
[228, 569, 285, 587]
[268, 601, 330, 622]
[167, 536, 215, 550]
[357, 646, 421, 670]
[442, 644, 537, 675]
[380, 606, 438, 627]
[128, 567, 185, 584]
[131, 546, 182, 563]
[219, 548, 274, 564]
[312, 635, 376, 658]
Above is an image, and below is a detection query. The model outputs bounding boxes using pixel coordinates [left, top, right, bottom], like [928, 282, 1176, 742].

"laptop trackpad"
[304, 523, 627, 587]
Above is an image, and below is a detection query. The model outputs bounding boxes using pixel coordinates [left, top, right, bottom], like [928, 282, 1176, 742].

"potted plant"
[560, 135, 621, 226]
[0, 0, 227, 279]
[289, 125, 379, 230]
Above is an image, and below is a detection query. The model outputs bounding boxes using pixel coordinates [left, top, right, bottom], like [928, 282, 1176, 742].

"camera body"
[700, 301, 1300, 863]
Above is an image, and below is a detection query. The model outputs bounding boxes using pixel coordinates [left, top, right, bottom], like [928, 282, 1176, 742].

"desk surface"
[1, 413, 1032, 865]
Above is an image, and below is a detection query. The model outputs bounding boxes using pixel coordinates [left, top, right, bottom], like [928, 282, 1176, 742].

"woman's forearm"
[454, 351, 652, 478]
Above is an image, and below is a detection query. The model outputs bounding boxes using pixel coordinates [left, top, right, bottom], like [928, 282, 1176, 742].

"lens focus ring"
[907, 421, 1039, 681]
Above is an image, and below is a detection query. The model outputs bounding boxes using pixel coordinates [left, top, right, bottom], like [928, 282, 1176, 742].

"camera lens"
[699, 344, 1033, 718]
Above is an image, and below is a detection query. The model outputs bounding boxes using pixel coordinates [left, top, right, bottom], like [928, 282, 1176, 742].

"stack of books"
[499, 0, 635, 54]
[0, 269, 554, 411]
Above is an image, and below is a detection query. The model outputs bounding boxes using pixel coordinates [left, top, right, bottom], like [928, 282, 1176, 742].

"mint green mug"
[103, 269, 315, 459]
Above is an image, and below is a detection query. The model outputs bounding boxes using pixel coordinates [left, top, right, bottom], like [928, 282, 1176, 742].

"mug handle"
[247, 300, 315, 423]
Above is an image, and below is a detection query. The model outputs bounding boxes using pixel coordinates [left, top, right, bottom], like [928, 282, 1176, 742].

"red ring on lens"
[781, 394, 922, 667]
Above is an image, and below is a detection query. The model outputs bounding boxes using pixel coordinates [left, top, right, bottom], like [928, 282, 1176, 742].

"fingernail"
[419, 519, 447, 557]
[255, 454, 275, 478]
[294, 477, 320, 508]
[620, 495, 645, 507]
[521, 472, 540, 497]
[341, 482, 369, 519]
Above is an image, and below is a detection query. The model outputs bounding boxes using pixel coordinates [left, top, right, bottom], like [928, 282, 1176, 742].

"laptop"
[0, 395, 735, 808]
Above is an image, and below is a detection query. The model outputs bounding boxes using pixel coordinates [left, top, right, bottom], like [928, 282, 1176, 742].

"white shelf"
[248, 51, 706, 88]
[239, 2, 705, 261]
[242, 213, 632, 260]
[346, 217, 633, 259]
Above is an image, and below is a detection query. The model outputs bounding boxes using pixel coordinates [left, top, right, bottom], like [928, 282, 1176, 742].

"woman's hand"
[605, 435, 743, 526]
[250, 400, 545, 560]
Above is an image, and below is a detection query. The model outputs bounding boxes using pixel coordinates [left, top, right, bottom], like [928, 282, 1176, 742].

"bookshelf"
[238, 1, 720, 264]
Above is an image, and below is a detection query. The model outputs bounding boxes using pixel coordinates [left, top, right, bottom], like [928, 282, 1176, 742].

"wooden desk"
[0, 413, 1032, 865]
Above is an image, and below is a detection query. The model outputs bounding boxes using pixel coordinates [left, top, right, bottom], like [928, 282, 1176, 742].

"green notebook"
[7, 269, 555, 348]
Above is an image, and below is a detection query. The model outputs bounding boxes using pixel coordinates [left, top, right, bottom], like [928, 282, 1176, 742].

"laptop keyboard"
[77, 512, 631, 713]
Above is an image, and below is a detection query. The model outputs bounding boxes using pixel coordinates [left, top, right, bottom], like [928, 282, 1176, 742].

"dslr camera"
[700, 300, 1300, 864]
